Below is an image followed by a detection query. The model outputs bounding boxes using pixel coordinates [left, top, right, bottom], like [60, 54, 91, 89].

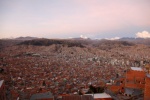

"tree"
[86, 85, 104, 94]
[42, 80, 46, 86]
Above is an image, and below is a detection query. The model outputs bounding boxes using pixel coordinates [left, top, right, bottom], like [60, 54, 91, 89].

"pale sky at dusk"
[0, 0, 150, 39]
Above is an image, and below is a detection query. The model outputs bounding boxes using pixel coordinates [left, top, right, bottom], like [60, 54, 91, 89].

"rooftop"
[85, 93, 112, 98]
[147, 74, 150, 78]
[131, 67, 143, 71]
[30, 91, 53, 100]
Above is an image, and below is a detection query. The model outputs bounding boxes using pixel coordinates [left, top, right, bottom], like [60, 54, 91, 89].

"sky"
[0, 0, 150, 39]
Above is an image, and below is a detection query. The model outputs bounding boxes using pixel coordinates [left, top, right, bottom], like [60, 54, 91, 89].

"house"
[144, 74, 150, 100]
[124, 67, 145, 97]
[107, 67, 146, 99]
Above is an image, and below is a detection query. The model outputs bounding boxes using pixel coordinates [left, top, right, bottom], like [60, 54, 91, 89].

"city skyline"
[0, 0, 150, 39]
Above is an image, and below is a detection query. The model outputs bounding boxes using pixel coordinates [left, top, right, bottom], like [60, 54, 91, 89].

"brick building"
[144, 75, 150, 100]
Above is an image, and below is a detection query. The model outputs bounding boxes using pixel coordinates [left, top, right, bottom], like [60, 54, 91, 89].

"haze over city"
[1, 0, 150, 39]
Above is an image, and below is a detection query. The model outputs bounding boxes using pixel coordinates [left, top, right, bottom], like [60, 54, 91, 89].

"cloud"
[105, 37, 120, 40]
[80, 35, 88, 39]
[136, 31, 150, 38]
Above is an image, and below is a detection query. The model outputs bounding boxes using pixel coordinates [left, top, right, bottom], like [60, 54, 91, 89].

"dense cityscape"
[0, 38, 150, 100]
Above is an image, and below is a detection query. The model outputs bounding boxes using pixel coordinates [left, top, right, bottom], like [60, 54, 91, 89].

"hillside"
[19, 38, 85, 48]
[119, 37, 150, 45]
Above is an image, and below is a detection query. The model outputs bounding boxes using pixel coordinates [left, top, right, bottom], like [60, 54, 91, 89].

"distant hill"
[0, 37, 38, 49]
[19, 38, 85, 48]
[1, 37, 150, 50]
[18, 38, 135, 50]
[70, 37, 91, 40]
[119, 37, 150, 45]
[91, 40, 135, 50]
[15, 36, 38, 40]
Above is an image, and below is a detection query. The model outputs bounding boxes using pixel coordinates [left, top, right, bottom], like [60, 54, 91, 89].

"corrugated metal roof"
[131, 67, 143, 71]
[30, 92, 53, 100]
[85, 93, 112, 99]
[147, 74, 150, 78]
[124, 88, 142, 96]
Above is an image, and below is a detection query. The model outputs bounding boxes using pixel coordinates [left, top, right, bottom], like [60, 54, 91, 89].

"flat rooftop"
[85, 93, 112, 98]
[147, 74, 150, 78]
[131, 67, 143, 71]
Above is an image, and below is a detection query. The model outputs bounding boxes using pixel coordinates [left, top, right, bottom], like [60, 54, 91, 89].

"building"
[144, 74, 150, 100]
[124, 67, 145, 96]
